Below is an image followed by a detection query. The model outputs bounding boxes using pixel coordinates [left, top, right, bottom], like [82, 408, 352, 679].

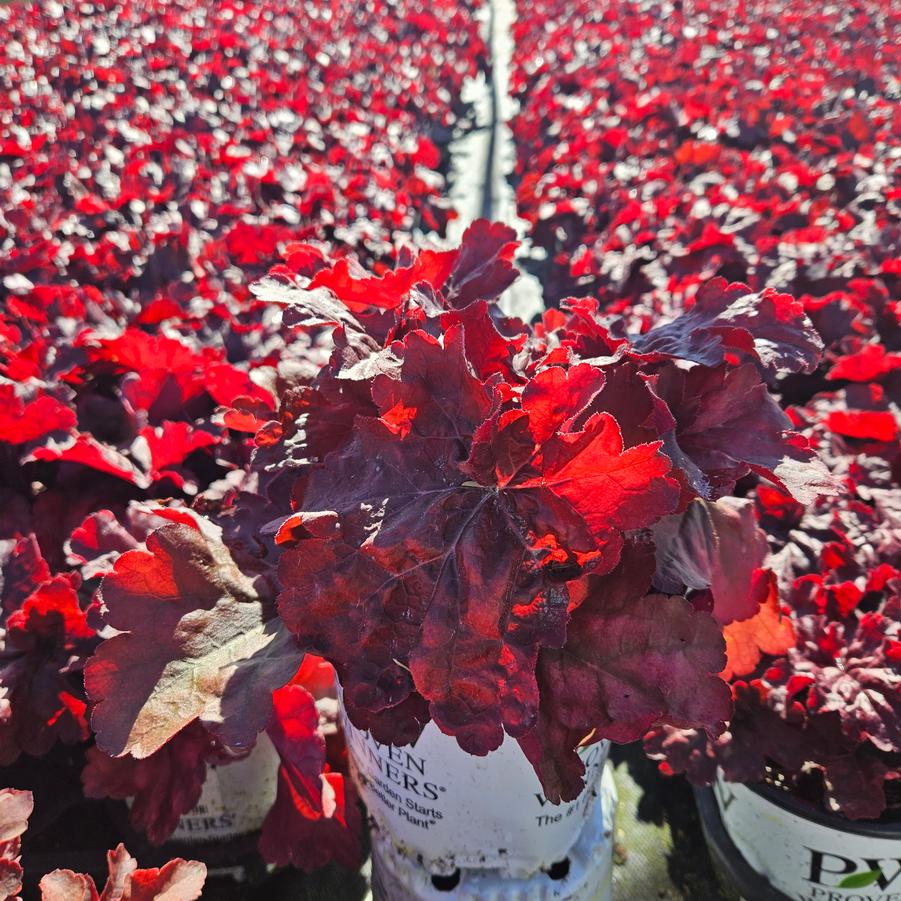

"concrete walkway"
[445, 0, 544, 322]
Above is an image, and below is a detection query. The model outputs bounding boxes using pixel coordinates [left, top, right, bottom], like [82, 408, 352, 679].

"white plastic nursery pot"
[370, 763, 617, 901]
[168, 733, 280, 843]
[126, 733, 279, 844]
[116, 733, 279, 882]
[340, 704, 613, 889]
[120, 733, 279, 845]
[695, 773, 901, 901]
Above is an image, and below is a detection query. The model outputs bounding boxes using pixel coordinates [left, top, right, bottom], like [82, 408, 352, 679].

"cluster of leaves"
[0, 0, 494, 874]
[0, 214, 366, 867]
[160, 218, 826, 804]
[0, 787, 206, 901]
[509, 0, 901, 312]
[647, 333, 901, 820]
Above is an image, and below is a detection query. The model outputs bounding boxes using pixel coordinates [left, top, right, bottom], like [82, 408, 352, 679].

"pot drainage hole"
[431, 870, 461, 891]
[545, 857, 571, 880]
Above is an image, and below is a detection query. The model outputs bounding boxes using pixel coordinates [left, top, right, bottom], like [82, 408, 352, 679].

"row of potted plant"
[509, 0, 901, 311]
[0, 0, 490, 890]
[0, 0, 488, 301]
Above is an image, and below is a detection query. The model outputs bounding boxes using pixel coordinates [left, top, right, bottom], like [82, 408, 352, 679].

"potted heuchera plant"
[86, 221, 829, 897]
[0, 283, 360, 881]
[648, 413, 901, 900]
[83, 517, 362, 876]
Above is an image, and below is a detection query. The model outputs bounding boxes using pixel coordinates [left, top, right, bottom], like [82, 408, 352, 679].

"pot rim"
[694, 785, 788, 901]
[732, 777, 901, 838]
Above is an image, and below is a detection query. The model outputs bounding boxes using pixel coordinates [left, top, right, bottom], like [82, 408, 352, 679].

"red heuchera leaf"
[136, 423, 219, 477]
[258, 685, 362, 871]
[0, 387, 76, 446]
[222, 397, 275, 434]
[25, 436, 151, 489]
[203, 364, 273, 409]
[0, 576, 93, 764]
[305, 219, 516, 315]
[86, 523, 301, 758]
[632, 279, 824, 377]
[825, 409, 899, 442]
[440, 300, 526, 381]
[81, 331, 211, 414]
[82, 723, 217, 845]
[65, 512, 143, 581]
[40, 845, 206, 901]
[308, 251, 456, 313]
[721, 578, 794, 680]
[754, 484, 804, 528]
[278, 326, 679, 757]
[518, 541, 730, 802]
[65, 505, 204, 583]
[827, 343, 901, 382]
[653, 498, 773, 625]
[0, 788, 32, 901]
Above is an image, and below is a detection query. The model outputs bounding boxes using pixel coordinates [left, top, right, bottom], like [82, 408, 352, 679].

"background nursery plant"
[648, 327, 901, 824]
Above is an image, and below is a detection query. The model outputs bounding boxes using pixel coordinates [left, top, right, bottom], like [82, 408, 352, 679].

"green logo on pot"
[807, 850, 901, 892]
[838, 870, 883, 889]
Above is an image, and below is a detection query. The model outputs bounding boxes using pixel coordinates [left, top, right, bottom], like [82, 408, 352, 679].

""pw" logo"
[807, 850, 901, 891]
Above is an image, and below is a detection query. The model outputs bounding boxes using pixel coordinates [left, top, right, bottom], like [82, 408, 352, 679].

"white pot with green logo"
[340, 707, 615, 899]
[713, 774, 901, 900]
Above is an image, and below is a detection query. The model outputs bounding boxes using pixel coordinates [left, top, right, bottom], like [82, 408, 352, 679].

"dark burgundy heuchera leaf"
[653, 498, 773, 625]
[519, 541, 730, 802]
[82, 723, 219, 845]
[631, 279, 824, 377]
[39, 845, 206, 901]
[442, 219, 518, 308]
[651, 363, 834, 504]
[86, 523, 301, 758]
[259, 684, 362, 871]
[646, 679, 802, 787]
[0, 535, 50, 613]
[278, 323, 680, 757]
